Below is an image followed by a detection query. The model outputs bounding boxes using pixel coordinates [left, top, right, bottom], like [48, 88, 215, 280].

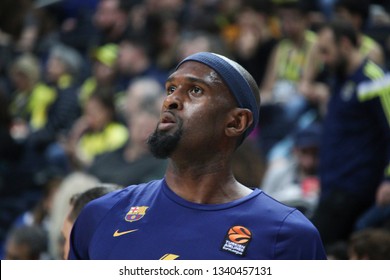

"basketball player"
[69, 52, 326, 259]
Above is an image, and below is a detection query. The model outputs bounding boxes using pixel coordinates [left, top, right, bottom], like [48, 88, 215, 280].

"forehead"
[170, 61, 224, 85]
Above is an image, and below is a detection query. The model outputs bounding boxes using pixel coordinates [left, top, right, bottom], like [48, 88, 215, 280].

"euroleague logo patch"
[221, 225, 252, 256]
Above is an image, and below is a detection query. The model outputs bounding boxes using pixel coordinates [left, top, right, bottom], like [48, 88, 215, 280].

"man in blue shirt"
[69, 52, 326, 260]
[312, 20, 390, 246]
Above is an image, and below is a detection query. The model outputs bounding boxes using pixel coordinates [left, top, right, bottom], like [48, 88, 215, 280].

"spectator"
[231, 0, 278, 86]
[48, 171, 100, 259]
[175, 31, 229, 65]
[348, 228, 390, 259]
[9, 53, 56, 137]
[260, 0, 316, 108]
[45, 43, 83, 88]
[261, 123, 322, 218]
[123, 77, 164, 119]
[78, 43, 119, 107]
[92, 0, 134, 45]
[9, 46, 82, 176]
[62, 184, 122, 259]
[334, 0, 385, 66]
[258, 0, 317, 157]
[66, 88, 128, 169]
[8, 53, 58, 182]
[149, 13, 182, 72]
[182, 0, 224, 34]
[116, 35, 168, 91]
[4, 225, 48, 260]
[299, 0, 386, 112]
[311, 20, 390, 246]
[56, 0, 100, 55]
[28, 44, 83, 172]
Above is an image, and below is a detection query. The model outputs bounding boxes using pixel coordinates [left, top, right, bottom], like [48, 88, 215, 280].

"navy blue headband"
[176, 52, 259, 138]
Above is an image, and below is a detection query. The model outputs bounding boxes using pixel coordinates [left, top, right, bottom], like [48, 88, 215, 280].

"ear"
[225, 108, 253, 138]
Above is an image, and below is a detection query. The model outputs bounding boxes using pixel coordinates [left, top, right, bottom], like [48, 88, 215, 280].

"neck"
[164, 156, 252, 204]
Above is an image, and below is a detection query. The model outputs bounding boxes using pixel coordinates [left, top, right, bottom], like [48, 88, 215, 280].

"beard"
[147, 120, 183, 159]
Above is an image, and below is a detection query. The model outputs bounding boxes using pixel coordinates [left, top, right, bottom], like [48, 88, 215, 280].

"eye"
[189, 86, 203, 97]
[167, 85, 176, 95]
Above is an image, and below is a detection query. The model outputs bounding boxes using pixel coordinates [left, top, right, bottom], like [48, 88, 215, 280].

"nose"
[163, 91, 183, 110]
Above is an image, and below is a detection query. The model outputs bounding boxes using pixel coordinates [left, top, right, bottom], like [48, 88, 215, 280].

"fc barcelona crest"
[125, 206, 149, 222]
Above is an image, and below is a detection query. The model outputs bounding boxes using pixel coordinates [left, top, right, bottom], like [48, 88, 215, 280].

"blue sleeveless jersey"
[69, 179, 326, 260]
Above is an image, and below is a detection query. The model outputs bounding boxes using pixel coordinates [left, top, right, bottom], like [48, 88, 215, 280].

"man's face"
[317, 28, 347, 76]
[147, 62, 235, 159]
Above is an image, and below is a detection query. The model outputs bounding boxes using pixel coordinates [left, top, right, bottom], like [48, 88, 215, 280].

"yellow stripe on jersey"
[357, 72, 390, 126]
[358, 83, 390, 102]
[381, 92, 390, 125]
[364, 60, 384, 80]
[360, 35, 376, 57]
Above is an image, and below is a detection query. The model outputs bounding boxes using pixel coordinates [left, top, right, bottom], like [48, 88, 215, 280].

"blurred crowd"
[1, 0, 390, 260]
